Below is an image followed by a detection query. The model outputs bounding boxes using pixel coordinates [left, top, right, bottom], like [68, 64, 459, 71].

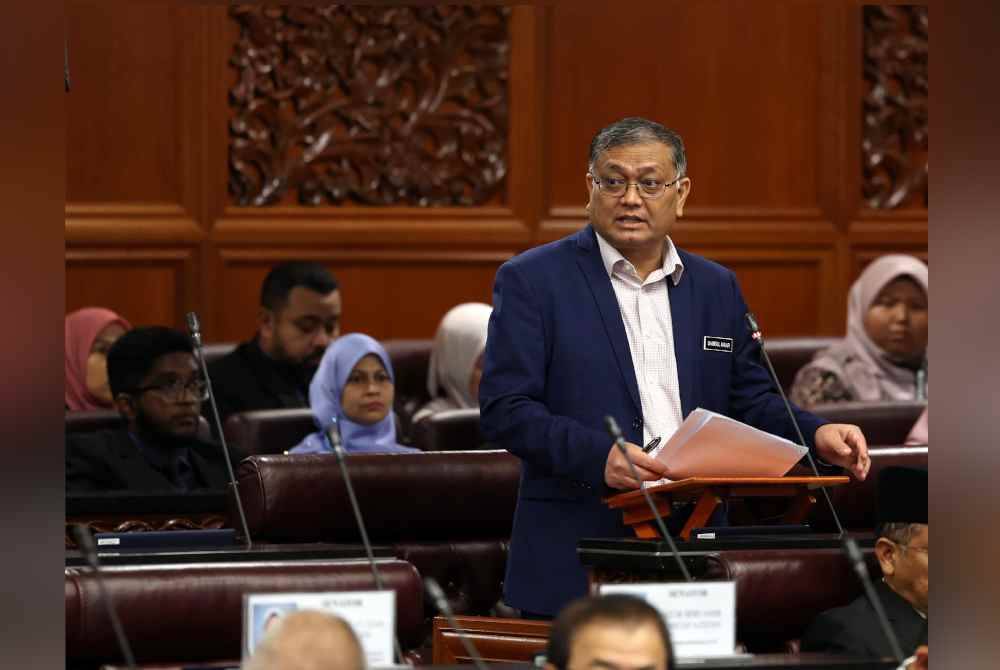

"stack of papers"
[644, 408, 808, 487]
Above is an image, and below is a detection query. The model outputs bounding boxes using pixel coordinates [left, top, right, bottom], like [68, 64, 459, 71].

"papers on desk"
[645, 408, 808, 486]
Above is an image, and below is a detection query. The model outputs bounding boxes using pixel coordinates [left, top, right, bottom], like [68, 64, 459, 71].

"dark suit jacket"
[800, 580, 927, 658]
[66, 428, 235, 492]
[205, 338, 312, 425]
[479, 225, 828, 615]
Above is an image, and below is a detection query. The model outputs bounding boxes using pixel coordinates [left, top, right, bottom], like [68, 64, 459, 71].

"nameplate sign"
[243, 590, 395, 667]
[600, 581, 737, 659]
[703, 336, 734, 353]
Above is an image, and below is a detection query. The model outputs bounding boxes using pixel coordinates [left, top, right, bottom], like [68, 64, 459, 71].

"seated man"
[802, 466, 928, 661]
[208, 261, 341, 424]
[545, 594, 674, 670]
[243, 610, 365, 670]
[66, 327, 237, 492]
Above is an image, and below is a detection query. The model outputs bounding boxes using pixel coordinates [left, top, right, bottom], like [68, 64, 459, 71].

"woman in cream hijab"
[790, 254, 928, 407]
[412, 302, 492, 424]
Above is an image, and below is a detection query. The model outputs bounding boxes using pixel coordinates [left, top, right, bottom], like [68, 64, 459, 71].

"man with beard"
[66, 327, 236, 492]
[207, 261, 341, 425]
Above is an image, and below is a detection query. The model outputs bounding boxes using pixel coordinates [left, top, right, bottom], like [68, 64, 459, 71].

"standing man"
[208, 261, 342, 424]
[479, 117, 870, 618]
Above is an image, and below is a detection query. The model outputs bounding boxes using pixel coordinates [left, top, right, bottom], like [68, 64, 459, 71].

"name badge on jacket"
[703, 336, 733, 353]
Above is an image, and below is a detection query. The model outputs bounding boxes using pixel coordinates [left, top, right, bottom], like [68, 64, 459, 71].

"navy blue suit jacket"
[479, 226, 828, 616]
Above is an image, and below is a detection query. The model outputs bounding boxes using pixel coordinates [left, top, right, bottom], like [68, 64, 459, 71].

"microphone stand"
[745, 313, 846, 538]
[425, 577, 489, 670]
[843, 538, 907, 665]
[327, 421, 407, 666]
[185, 311, 253, 549]
[604, 416, 692, 582]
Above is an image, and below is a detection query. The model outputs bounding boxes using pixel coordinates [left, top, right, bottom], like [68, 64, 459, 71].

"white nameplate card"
[599, 581, 737, 659]
[243, 590, 395, 667]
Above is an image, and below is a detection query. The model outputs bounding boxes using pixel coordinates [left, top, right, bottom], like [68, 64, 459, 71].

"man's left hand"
[814, 423, 870, 480]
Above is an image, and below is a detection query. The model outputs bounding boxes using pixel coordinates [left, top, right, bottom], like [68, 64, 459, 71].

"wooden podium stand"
[604, 476, 849, 541]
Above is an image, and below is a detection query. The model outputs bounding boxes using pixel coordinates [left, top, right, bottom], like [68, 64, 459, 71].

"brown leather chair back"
[65, 409, 124, 434]
[410, 408, 484, 451]
[223, 408, 316, 456]
[238, 450, 520, 543]
[67, 411, 213, 442]
[765, 337, 840, 394]
[383, 339, 433, 435]
[704, 547, 879, 653]
[811, 401, 926, 445]
[809, 446, 927, 531]
[202, 342, 237, 366]
[65, 559, 424, 667]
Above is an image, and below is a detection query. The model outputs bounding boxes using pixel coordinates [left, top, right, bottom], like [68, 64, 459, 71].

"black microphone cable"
[604, 416, 692, 582]
[185, 311, 253, 549]
[326, 420, 408, 666]
[745, 312, 846, 538]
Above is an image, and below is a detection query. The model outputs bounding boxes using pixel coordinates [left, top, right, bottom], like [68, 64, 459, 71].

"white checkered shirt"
[595, 231, 685, 454]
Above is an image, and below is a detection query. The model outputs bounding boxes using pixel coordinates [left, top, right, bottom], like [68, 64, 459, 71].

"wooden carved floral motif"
[862, 6, 928, 209]
[229, 6, 510, 207]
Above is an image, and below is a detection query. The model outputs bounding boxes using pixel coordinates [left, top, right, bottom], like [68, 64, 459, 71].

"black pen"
[642, 436, 661, 454]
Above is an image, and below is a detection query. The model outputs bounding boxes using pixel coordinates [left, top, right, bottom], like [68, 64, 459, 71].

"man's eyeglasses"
[590, 172, 684, 199]
[133, 378, 209, 402]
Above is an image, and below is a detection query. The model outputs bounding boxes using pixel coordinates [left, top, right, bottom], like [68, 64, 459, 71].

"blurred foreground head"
[243, 610, 365, 670]
[545, 593, 673, 670]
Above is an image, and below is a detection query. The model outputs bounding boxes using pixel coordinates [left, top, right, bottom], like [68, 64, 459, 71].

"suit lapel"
[190, 446, 229, 489]
[575, 227, 642, 414]
[111, 431, 176, 490]
[668, 252, 697, 418]
[879, 581, 927, 649]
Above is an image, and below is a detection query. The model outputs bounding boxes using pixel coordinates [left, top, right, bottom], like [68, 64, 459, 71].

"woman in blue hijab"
[289, 333, 419, 454]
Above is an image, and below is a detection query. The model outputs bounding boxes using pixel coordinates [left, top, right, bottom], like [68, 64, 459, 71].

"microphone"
[185, 311, 253, 549]
[842, 538, 906, 664]
[603, 415, 692, 582]
[326, 420, 407, 665]
[744, 312, 846, 537]
[71, 524, 136, 670]
[424, 577, 488, 670]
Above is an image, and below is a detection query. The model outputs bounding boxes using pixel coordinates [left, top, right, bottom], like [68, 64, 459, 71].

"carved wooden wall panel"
[862, 5, 928, 210]
[228, 6, 510, 207]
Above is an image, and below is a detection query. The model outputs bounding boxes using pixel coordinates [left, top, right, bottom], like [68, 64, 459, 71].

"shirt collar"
[594, 230, 684, 286]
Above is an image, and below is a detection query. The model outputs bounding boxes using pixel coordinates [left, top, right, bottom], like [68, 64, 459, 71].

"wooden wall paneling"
[507, 6, 546, 239]
[206, 5, 534, 266]
[542, 0, 827, 234]
[212, 249, 514, 343]
[687, 247, 839, 336]
[66, 2, 202, 216]
[65, 249, 197, 329]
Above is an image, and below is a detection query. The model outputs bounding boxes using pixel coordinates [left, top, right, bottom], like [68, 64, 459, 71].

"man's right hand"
[605, 442, 671, 490]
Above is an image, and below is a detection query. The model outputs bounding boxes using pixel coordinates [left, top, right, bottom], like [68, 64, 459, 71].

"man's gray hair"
[588, 117, 687, 178]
